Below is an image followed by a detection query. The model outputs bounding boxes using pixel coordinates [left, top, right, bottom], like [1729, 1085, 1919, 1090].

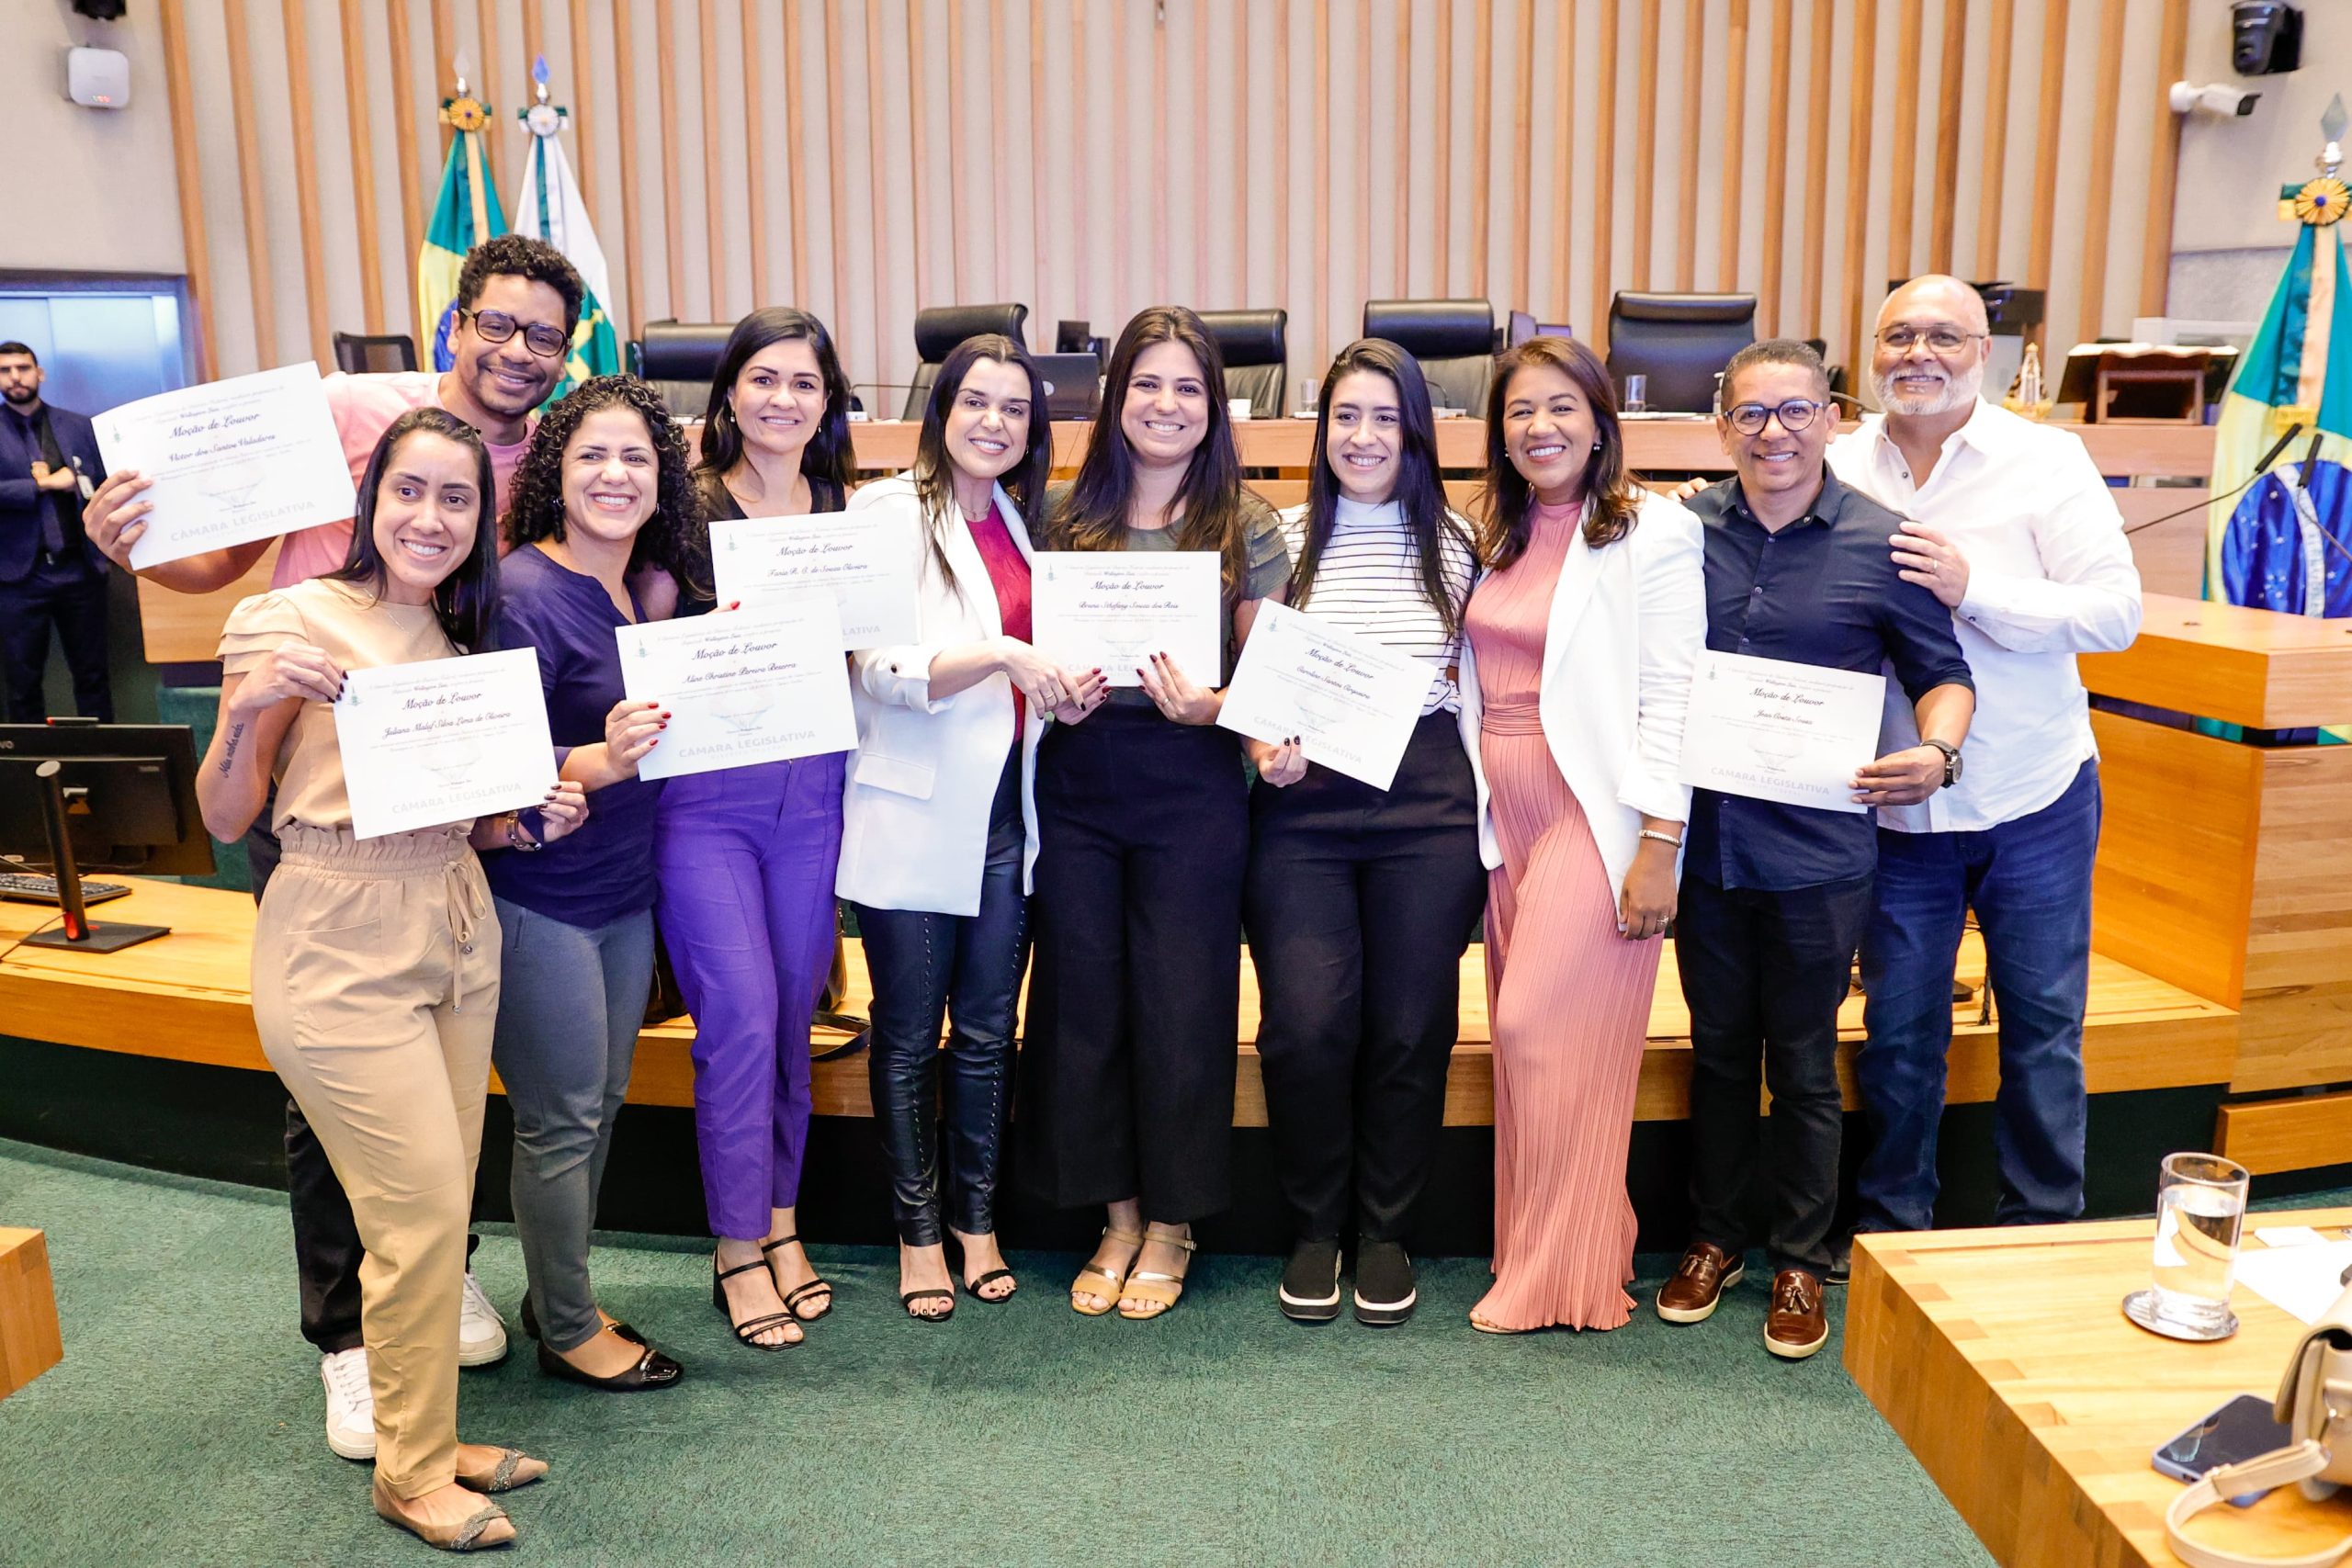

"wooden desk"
[0, 1228, 62, 1401]
[1847, 1211, 2352, 1567]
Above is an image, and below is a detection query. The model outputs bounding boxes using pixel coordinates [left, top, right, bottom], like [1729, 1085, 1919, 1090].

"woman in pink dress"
[1456, 337, 1707, 1332]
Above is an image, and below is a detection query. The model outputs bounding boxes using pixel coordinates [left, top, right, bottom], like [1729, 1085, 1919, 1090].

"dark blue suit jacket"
[0, 402, 107, 583]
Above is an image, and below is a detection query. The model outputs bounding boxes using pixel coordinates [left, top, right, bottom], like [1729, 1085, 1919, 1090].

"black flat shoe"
[1353, 1239, 1418, 1326]
[713, 1257, 800, 1350]
[534, 1337, 683, 1392]
[762, 1235, 833, 1321]
[901, 1289, 956, 1322]
[519, 1292, 646, 1347]
[1279, 1238, 1343, 1324]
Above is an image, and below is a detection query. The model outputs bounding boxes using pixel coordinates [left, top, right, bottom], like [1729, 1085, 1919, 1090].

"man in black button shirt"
[1653, 340, 1973, 1360]
[0, 342, 112, 722]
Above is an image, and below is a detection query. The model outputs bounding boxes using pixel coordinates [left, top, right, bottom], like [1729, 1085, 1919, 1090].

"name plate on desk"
[1678, 650, 1884, 813]
[334, 649, 557, 839]
[709, 513, 920, 649]
[617, 599, 856, 781]
[1217, 601, 1429, 789]
[1032, 552, 1221, 687]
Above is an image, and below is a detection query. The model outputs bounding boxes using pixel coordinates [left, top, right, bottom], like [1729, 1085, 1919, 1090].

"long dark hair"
[1047, 305, 1253, 603]
[695, 307, 857, 508]
[910, 333, 1054, 599]
[1477, 335, 1643, 570]
[503, 375, 710, 598]
[324, 407, 501, 652]
[1290, 338, 1476, 635]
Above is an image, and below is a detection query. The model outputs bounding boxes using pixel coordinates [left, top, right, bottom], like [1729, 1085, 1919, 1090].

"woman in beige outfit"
[198, 409, 588, 1553]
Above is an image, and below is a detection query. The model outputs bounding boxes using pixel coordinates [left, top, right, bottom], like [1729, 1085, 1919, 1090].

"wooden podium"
[2080, 593, 2352, 1174]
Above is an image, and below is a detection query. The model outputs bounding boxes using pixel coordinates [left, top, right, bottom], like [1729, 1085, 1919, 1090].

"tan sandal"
[1116, 1230, 1197, 1321]
[1069, 1226, 1144, 1316]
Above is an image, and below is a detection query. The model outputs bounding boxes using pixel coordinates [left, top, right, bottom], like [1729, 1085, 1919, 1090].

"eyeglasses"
[1877, 325, 1988, 354]
[1724, 399, 1829, 436]
[462, 309, 570, 359]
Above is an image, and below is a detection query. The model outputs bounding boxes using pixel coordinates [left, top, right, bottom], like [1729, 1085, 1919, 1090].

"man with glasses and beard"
[0, 341, 112, 721]
[1828, 274, 2142, 1259]
[78, 233, 584, 1463]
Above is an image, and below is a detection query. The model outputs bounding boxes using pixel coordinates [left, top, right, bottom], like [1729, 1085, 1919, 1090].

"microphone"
[2120, 421, 2302, 537]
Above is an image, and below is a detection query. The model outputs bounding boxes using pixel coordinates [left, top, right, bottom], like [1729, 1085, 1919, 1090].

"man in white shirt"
[1829, 275, 2143, 1242]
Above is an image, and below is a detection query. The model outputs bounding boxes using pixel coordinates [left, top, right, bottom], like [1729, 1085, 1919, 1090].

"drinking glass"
[2123, 1152, 2249, 1341]
[1623, 373, 1649, 414]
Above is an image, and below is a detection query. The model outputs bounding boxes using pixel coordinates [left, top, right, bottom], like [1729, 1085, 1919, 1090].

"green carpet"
[0, 1138, 1999, 1567]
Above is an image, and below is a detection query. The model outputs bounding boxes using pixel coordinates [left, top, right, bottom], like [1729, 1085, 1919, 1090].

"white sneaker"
[458, 1269, 508, 1368]
[320, 1347, 377, 1461]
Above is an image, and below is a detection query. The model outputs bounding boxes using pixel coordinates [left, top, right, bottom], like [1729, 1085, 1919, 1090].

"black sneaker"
[1278, 1238, 1343, 1323]
[1826, 1235, 1854, 1288]
[1352, 1240, 1417, 1326]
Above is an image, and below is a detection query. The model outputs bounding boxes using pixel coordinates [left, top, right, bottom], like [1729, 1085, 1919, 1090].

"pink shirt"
[269, 371, 535, 588]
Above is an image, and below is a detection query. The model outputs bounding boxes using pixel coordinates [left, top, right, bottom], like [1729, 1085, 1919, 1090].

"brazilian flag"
[418, 90, 508, 374]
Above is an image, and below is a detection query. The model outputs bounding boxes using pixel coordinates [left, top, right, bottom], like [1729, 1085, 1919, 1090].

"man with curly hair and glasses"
[76, 232, 585, 1464]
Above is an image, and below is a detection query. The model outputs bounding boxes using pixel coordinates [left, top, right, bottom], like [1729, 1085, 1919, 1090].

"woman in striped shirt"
[1244, 337, 1486, 1327]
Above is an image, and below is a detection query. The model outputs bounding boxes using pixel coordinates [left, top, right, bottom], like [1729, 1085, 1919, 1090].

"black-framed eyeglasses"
[1725, 399, 1828, 436]
[462, 309, 570, 359]
[1877, 324, 1988, 354]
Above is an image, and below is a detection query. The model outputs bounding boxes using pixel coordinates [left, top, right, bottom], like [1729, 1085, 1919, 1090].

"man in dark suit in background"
[0, 342, 113, 722]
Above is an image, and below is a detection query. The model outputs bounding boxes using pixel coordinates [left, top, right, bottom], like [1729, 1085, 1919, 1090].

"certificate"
[709, 512, 921, 649]
[95, 364, 356, 570]
[334, 649, 557, 840]
[616, 598, 856, 782]
[1031, 551, 1221, 687]
[1217, 601, 1430, 790]
[1677, 649, 1886, 814]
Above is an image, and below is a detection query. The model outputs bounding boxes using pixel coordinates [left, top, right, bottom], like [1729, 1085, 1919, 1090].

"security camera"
[2170, 82, 2261, 118]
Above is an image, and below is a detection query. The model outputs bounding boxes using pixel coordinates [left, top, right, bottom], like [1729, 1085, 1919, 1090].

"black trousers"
[0, 554, 113, 723]
[1017, 704, 1247, 1224]
[1677, 871, 1874, 1277]
[1243, 713, 1486, 1245]
[854, 748, 1028, 1247]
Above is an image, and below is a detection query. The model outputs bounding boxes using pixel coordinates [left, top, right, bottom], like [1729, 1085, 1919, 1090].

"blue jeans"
[1855, 759, 2101, 1233]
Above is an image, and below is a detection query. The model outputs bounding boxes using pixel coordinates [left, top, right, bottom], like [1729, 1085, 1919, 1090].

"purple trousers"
[653, 752, 847, 1241]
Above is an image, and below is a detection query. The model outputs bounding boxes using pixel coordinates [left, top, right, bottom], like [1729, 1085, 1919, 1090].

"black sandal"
[762, 1235, 833, 1321]
[900, 1288, 956, 1322]
[712, 1257, 799, 1350]
[964, 1267, 1018, 1303]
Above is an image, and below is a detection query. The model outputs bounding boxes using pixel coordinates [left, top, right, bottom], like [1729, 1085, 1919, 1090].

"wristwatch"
[1923, 739, 1962, 789]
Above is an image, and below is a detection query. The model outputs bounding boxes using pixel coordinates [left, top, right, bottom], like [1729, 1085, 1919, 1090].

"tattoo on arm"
[217, 722, 246, 775]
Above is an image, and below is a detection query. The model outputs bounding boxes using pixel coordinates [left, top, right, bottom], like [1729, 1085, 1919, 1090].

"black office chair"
[905, 302, 1030, 419]
[1196, 309, 1289, 420]
[1604, 292, 1758, 413]
[1361, 299, 1497, 416]
[332, 332, 418, 375]
[630, 321, 735, 420]
[1505, 311, 1573, 348]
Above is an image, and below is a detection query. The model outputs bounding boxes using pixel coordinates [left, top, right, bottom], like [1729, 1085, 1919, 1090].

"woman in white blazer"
[1455, 335, 1707, 1334]
[842, 333, 1108, 1320]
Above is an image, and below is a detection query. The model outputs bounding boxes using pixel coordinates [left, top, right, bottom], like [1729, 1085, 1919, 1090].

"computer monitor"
[1032, 353, 1103, 421]
[0, 720, 214, 953]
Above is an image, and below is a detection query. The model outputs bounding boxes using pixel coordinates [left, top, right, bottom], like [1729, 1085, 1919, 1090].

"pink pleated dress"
[1464, 501, 1666, 1331]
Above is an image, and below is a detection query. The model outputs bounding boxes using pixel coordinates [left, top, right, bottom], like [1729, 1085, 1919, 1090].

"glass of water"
[2123, 1152, 2250, 1341]
[1623, 373, 1649, 414]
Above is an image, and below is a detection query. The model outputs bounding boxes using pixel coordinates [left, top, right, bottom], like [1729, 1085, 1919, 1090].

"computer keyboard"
[0, 873, 132, 906]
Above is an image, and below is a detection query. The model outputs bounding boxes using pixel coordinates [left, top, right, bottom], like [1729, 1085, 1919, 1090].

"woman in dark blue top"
[485, 376, 706, 1393]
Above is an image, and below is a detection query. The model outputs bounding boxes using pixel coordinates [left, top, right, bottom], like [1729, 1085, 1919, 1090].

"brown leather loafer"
[1764, 1269, 1829, 1359]
[1656, 1241, 1745, 1324]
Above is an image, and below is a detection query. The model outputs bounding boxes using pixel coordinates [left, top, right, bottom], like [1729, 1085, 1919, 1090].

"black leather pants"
[854, 750, 1028, 1247]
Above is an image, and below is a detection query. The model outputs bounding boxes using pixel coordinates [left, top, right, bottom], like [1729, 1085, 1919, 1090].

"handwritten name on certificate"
[334, 649, 557, 840]
[1217, 602, 1430, 790]
[616, 599, 856, 782]
[95, 364, 356, 571]
[1031, 552, 1221, 687]
[1677, 649, 1887, 814]
[709, 513, 921, 649]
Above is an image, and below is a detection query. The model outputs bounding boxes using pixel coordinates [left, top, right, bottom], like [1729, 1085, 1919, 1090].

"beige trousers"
[251, 824, 501, 1498]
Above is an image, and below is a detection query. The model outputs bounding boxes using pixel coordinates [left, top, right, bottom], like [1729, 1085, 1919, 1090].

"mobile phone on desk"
[2151, 1393, 2292, 1505]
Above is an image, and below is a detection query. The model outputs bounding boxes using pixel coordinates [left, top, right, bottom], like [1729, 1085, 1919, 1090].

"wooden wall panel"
[146, 0, 2199, 410]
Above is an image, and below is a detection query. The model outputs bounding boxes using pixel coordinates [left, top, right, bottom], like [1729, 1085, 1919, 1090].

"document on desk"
[709, 512, 920, 649]
[1677, 650, 1886, 813]
[617, 598, 855, 781]
[1217, 601, 1429, 790]
[94, 364, 356, 570]
[1032, 551, 1222, 687]
[334, 649, 556, 840]
[2234, 1239, 2352, 1325]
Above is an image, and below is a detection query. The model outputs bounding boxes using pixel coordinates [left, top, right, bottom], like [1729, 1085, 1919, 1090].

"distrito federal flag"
[514, 67, 619, 403]
[419, 88, 509, 374]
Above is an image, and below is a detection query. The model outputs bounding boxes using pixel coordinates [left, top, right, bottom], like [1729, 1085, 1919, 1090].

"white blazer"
[1454, 490, 1707, 911]
[834, 475, 1046, 917]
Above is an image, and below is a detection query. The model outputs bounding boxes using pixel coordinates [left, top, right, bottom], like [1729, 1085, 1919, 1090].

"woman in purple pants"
[656, 308, 859, 1350]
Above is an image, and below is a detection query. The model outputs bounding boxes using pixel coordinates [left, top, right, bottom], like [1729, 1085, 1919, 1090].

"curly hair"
[500, 376, 710, 598]
[457, 233, 585, 336]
